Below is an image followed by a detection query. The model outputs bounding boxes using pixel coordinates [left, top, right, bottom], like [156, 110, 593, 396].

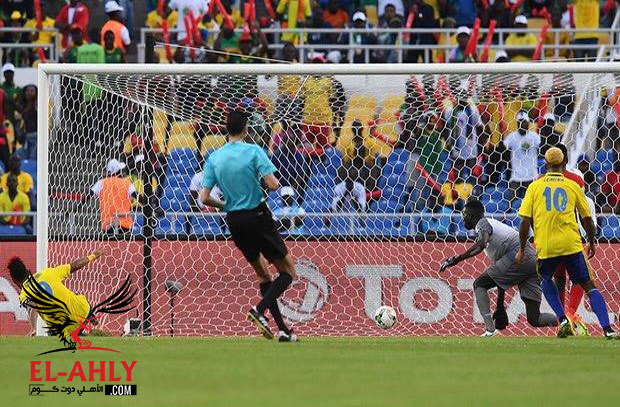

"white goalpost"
[36, 62, 620, 337]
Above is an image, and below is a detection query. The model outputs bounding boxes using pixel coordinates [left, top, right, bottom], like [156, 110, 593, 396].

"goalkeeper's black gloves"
[439, 256, 459, 273]
[493, 308, 509, 330]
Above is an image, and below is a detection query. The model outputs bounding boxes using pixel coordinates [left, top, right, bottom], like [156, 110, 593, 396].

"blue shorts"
[537, 252, 594, 284]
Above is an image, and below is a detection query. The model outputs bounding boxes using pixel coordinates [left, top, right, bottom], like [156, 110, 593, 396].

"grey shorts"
[486, 248, 542, 302]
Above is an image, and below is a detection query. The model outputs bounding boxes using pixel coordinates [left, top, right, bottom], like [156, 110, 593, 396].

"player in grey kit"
[439, 199, 558, 336]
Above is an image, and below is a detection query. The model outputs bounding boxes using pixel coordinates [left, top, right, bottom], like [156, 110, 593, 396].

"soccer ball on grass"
[374, 306, 397, 329]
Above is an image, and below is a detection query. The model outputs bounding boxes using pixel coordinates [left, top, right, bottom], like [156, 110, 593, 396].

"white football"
[374, 305, 397, 329]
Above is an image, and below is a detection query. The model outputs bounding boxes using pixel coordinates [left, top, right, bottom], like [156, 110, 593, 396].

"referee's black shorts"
[226, 202, 288, 263]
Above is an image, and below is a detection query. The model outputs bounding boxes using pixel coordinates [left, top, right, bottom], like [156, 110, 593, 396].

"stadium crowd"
[0, 0, 619, 237]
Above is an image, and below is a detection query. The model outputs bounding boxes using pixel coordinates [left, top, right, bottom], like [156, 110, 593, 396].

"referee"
[200, 110, 297, 341]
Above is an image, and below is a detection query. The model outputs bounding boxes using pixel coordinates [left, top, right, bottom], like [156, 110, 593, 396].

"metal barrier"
[0, 211, 36, 234]
[139, 26, 620, 63]
[0, 27, 60, 63]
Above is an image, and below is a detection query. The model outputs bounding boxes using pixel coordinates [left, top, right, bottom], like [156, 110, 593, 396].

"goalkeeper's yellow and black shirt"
[19, 264, 90, 335]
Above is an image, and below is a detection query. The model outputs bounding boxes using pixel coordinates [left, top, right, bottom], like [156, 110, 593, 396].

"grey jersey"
[475, 218, 532, 262]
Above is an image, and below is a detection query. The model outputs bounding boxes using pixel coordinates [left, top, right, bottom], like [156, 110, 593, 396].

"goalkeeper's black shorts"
[226, 202, 288, 263]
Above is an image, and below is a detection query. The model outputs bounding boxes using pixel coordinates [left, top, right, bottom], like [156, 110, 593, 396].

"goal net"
[38, 63, 620, 337]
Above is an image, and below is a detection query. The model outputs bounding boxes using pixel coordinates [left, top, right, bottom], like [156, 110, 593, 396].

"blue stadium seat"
[308, 174, 336, 189]
[601, 225, 620, 239]
[190, 215, 223, 235]
[160, 197, 190, 212]
[21, 159, 36, 176]
[305, 187, 332, 202]
[371, 198, 403, 213]
[386, 149, 410, 164]
[0, 225, 27, 235]
[132, 214, 144, 235]
[155, 216, 185, 235]
[169, 148, 199, 173]
[302, 199, 329, 213]
[164, 174, 191, 190]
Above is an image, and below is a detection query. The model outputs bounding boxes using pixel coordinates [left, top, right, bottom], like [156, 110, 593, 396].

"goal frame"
[36, 61, 620, 335]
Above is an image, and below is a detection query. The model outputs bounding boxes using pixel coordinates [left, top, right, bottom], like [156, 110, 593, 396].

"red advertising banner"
[1, 241, 619, 336]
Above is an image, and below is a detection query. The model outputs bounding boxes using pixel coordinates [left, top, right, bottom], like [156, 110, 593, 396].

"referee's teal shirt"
[202, 141, 277, 212]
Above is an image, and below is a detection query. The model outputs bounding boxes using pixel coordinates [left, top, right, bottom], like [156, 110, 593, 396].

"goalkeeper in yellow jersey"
[8, 248, 135, 345]
[516, 147, 618, 339]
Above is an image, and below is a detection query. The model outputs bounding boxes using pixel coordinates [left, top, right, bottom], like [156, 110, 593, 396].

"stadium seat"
[308, 174, 336, 189]
[155, 216, 185, 235]
[21, 159, 36, 176]
[164, 174, 192, 190]
[167, 121, 197, 151]
[386, 148, 410, 164]
[0, 225, 27, 235]
[190, 215, 224, 235]
[169, 148, 199, 172]
[305, 187, 332, 202]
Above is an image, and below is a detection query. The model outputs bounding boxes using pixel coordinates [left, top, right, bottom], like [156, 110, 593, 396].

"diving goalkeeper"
[8, 248, 114, 340]
[440, 199, 558, 336]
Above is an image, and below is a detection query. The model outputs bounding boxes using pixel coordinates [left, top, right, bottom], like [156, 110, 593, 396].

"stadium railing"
[0, 27, 60, 62]
[0, 211, 36, 235]
[139, 27, 620, 64]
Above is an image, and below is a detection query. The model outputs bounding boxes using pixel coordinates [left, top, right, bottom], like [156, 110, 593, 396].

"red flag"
[480, 19, 496, 62]
[34, 0, 43, 30]
[464, 18, 480, 58]
[215, 0, 234, 29]
[157, 0, 165, 16]
[481, 0, 489, 9]
[297, 0, 305, 22]
[264, 0, 276, 19]
[250, 0, 256, 23]
[495, 87, 507, 134]
[162, 20, 173, 61]
[532, 23, 549, 61]
[403, 9, 415, 42]
[36, 48, 47, 63]
[183, 16, 196, 60]
[510, 0, 524, 14]
[604, 0, 616, 14]
[536, 92, 549, 128]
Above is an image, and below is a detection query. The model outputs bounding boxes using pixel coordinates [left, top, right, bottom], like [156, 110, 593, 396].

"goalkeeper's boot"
[278, 330, 299, 343]
[557, 317, 576, 338]
[570, 314, 589, 336]
[247, 307, 274, 340]
[481, 330, 498, 337]
[604, 330, 620, 340]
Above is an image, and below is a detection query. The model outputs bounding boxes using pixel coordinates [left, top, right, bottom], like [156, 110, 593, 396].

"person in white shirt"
[503, 110, 541, 205]
[168, 0, 209, 43]
[190, 170, 222, 211]
[448, 96, 482, 172]
[272, 187, 306, 234]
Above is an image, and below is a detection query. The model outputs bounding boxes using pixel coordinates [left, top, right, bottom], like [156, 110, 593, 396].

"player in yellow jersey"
[8, 248, 108, 341]
[516, 147, 618, 339]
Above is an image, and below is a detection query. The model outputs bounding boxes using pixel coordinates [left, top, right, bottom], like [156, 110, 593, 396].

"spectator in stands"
[103, 30, 127, 63]
[272, 120, 310, 196]
[323, 0, 349, 28]
[116, 0, 136, 40]
[446, 92, 482, 173]
[101, 1, 131, 52]
[91, 158, 136, 235]
[379, 0, 405, 16]
[539, 113, 561, 155]
[308, 8, 333, 48]
[145, 2, 179, 33]
[275, 43, 303, 130]
[339, 11, 378, 63]
[573, 0, 600, 62]
[3, 11, 32, 67]
[0, 156, 33, 201]
[449, 0, 476, 27]
[0, 173, 30, 227]
[230, 25, 269, 63]
[301, 55, 336, 148]
[277, 0, 312, 43]
[551, 72, 575, 122]
[505, 15, 537, 62]
[1, 63, 21, 129]
[215, 0, 245, 29]
[62, 26, 84, 63]
[440, 159, 473, 211]
[479, 0, 511, 30]
[215, 24, 241, 61]
[18, 84, 36, 160]
[0, 88, 8, 170]
[273, 187, 306, 234]
[503, 110, 541, 205]
[24, 10, 56, 62]
[379, 3, 402, 26]
[55, 0, 90, 49]
[168, 0, 209, 43]
[330, 121, 370, 217]
[189, 170, 223, 211]
[403, 0, 437, 63]
[328, 68, 347, 144]
[449, 26, 475, 63]
[601, 158, 620, 213]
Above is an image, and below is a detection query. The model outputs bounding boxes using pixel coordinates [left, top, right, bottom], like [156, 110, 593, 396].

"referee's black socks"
[257, 273, 293, 317]
[259, 281, 291, 334]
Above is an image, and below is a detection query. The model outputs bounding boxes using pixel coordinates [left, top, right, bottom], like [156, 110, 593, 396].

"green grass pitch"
[2, 336, 620, 407]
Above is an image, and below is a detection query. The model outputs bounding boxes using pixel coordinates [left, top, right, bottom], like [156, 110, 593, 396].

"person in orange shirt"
[323, 0, 348, 28]
[91, 159, 136, 235]
[100, 1, 131, 52]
